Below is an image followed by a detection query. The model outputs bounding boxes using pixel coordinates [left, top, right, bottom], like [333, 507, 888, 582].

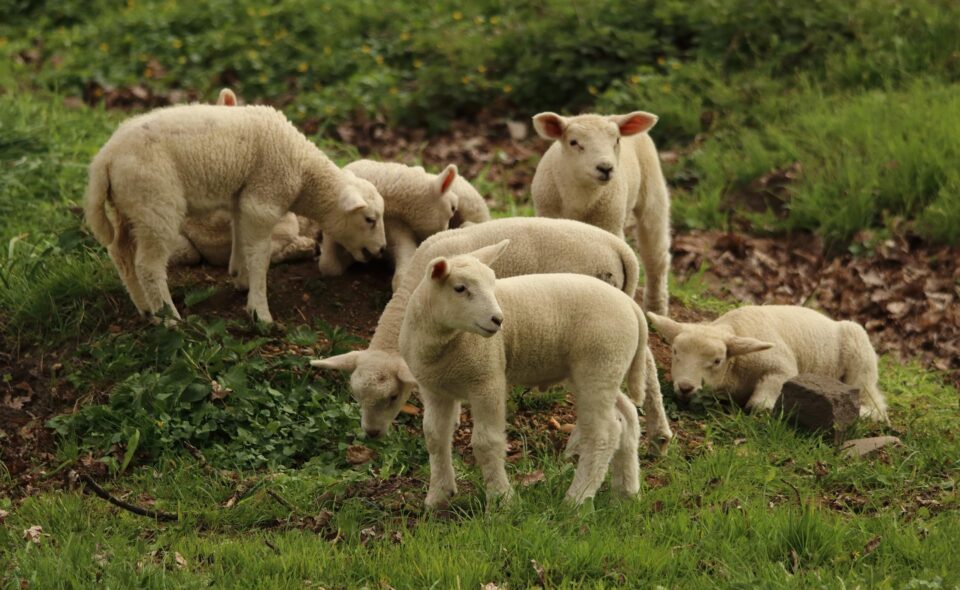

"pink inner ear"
[539, 116, 564, 139]
[440, 169, 456, 194]
[431, 260, 448, 280]
[224, 95, 236, 106]
[619, 114, 656, 136]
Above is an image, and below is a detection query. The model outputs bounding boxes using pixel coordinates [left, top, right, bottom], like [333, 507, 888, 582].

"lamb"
[320, 160, 491, 290]
[310, 217, 671, 452]
[398, 241, 669, 507]
[531, 111, 671, 315]
[168, 88, 321, 268]
[647, 305, 889, 422]
[84, 104, 386, 323]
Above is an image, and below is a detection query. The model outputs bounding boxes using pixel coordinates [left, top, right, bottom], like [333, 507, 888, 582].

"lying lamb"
[531, 111, 671, 315]
[311, 217, 670, 450]
[84, 104, 386, 323]
[320, 160, 487, 290]
[647, 305, 889, 422]
[399, 241, 666, 507]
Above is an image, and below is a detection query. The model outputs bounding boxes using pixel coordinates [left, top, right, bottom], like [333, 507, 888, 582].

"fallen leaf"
[518, 470, 545, 487]
[481, 584, 504, 590]
[399, 404, 421, 416]
[174, 552, 187, 569]
[559, 423, 576, 434]
[863, 536, 881, 557]
[0, 509, 9, 523]
[547, 417, 561, 430]
[23, 525, 43, 544]
[346, 444, 374, 465]
[531, 559, 547, 586]
[210, 380, 231, 401]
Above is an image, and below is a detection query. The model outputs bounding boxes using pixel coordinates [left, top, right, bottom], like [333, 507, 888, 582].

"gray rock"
[840, 436, 903, 459]
[773, 374, 859, 438]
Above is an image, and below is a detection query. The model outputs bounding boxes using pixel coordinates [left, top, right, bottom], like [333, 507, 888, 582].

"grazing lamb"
[84, 104, 386, 323]
[310, 217, 671, 453]
[647, 306, 889, 422]
[319, 160, 471, 290]
[398, 241, 667, 507]
[531, 111, 671, 315]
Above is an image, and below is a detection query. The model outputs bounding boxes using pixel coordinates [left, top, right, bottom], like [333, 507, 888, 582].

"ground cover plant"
[1, 1, 959, 587]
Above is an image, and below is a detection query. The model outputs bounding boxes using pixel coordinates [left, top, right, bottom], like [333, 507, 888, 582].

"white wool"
[311, 217, 649, 437]
[648, 305, 889, 422]
[320, 160, 490, 290]
[398, 243, 671, 507]
[531, 111, 671, 314]
[169, 211, 318, 267]
[83, 104, 385, 323]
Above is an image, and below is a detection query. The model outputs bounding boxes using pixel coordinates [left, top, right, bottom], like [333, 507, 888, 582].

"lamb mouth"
[475, 323, 499, 336]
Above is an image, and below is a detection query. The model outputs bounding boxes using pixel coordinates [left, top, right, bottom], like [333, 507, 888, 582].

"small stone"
[773, 374, 859, 437]
[506, 120, 528, 141]
[840, 436, 903, 459]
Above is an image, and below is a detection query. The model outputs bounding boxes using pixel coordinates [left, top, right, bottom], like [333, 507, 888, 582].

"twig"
[782, 478, 803, 507]
[266, 489, 298, 514]
[183, 442, 208, 468]
[79, 473, 179, 522]
[263, 538, 281, 554]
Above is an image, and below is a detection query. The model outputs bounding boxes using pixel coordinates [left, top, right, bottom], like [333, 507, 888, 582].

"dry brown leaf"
[22, 525, 43, 544]
[346, 444, 374, 465]
[174, 552, 187, 569]
[517, 470, 545, 487]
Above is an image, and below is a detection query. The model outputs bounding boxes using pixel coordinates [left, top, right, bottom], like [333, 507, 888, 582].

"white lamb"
[398, 241, 668, 507]
[168, 88, 321, 268]
[310, 217, 671, 452]
[647, 305, 889, 422]
[84, 104, 386, 323]
[320, 160, 491, 290]
[531, 111, 671, 315]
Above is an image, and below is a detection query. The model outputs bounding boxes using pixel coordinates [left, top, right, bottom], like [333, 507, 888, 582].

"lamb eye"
[453, 285, 467, 293]
[713, 358, 722, 366]
[365, 216, 376, 227]
[389, 393, 400, 402]
[451, 205, 457, 213]
[569, 139, 578, 147]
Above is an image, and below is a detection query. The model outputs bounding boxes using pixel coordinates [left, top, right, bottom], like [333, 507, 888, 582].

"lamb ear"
[429, 257, 450, 281]
[609, 111, 658, 136]
[310, 351, 362, 372]
[646, 312, 683, 343]
[217, 88, 238, 106]
[339, 187, 366, 212]
[468, 239, 510, 266]
[434, 164, 458, 196]
[725, 336, 774, 358]
[396, 360, 418, 387]
[532, 112, 567, 140]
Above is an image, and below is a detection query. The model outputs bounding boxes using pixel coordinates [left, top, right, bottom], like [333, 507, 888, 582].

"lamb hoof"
[425, 486, 456, 510]
[486, 487, 515, 509]
[246, 307, 273, 324]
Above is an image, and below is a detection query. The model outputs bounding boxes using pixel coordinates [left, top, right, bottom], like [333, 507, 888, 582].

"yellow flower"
[389, 86, 398, 95]
[461, 75, 471, 85]
[400, 31, 410, 41]
[490, 15, 500, 25]
[99, 42, 109, 53]
[246, 6, 255, 16]
[247, 49, 259, 60]
[502, 83, 512, 94]
[588, 85, 599, 95]
[258, 7, 268, 16]
[275, 28, 288, 40]
[662, 83, 671, 93]
[259, 73, 268, 83]
[143, 67, 153, 78]
[361, 45, 371, 54]
[171, 38, 183, 49]
[477, 65, 486, 74]
[258, 38, 270, 47]
[413, 59, 423, 69]
[374, 55, 384, 65]
[297, 62, 309, 72]
[0, 37, 7, 48]
[657, 56, 666, 66]
[630, 74, 641, 84]
[671, 61, 681, 70]
[323, 46, 332, 56]
[177, 56, 186, 64]
[452, 11, 463, 20]
[324, 105, 335, 115]
[474, 15, 485, 24]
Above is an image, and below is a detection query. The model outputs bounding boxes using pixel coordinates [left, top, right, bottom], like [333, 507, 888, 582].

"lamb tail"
[84, 156, 115, 245]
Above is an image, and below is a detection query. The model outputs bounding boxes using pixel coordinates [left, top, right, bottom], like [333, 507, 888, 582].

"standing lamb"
[319, 160, 491, 290]
[399, 241, 666, 507]
[310, 217, 672, 454]
[84, 104, 386, 323]
[531, 111, 671, 315]
[647, 305, 889, 422]
[168, 87, 321, 268]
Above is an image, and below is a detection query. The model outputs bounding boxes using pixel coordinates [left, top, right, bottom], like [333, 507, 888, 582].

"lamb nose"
[677, 384, 694, 395]
[596, 164, 613, 175]
[491, 315, 503, 326]
[378, 246, 386, 257]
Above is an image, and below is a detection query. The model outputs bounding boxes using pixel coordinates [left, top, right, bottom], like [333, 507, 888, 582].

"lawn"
[2, 1, 959, 588]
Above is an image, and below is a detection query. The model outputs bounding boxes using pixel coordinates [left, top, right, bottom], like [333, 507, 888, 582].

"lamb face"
[310, 350, 417, 438]
[532, 112, 658, 187]
[424, 242, 508, 337]
[328, 177, 387, 262]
